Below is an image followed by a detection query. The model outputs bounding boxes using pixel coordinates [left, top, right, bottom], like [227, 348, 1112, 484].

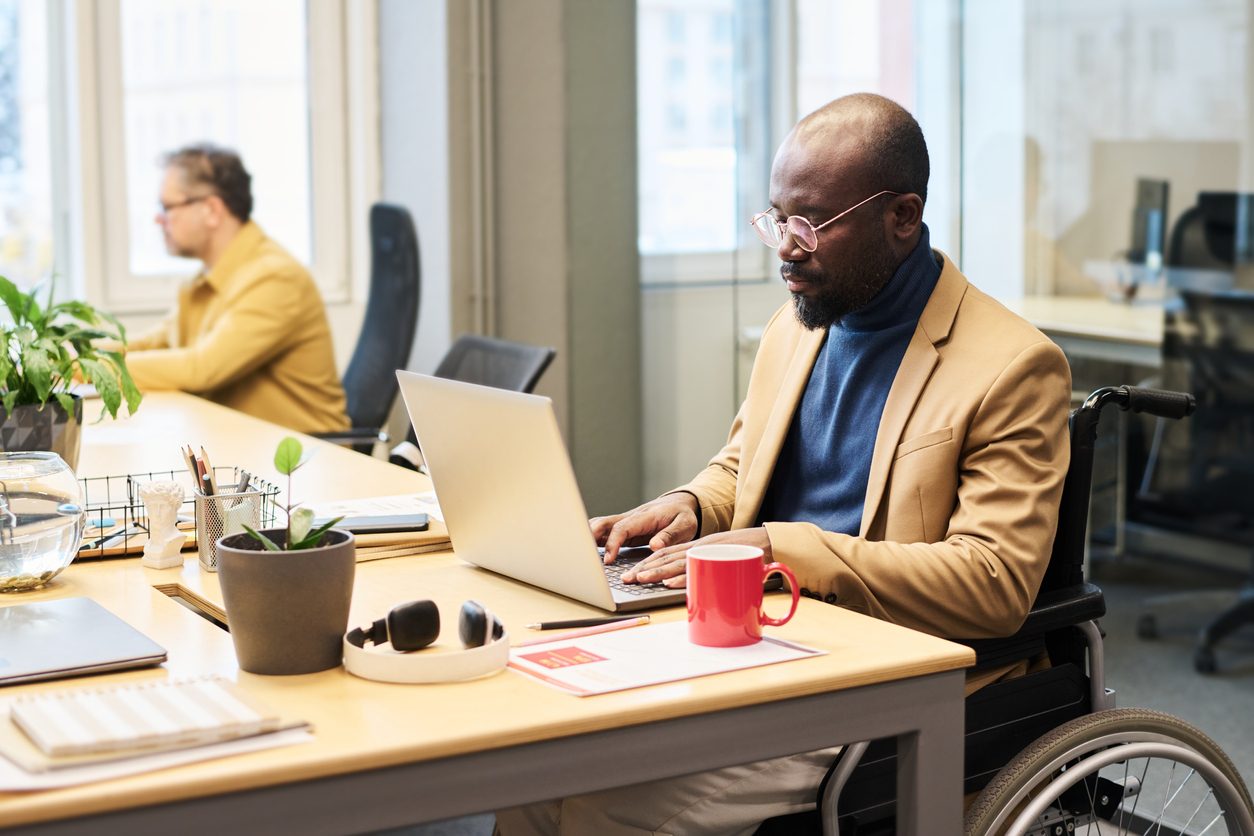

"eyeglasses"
[750, 190, 900, 252]
[157, 195, 210, 217]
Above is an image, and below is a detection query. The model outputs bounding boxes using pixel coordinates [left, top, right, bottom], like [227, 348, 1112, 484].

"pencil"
[181, 445, 199, 483]
[199, 446, 219, 494]
[526, 615, 649, 630]
[513, 616, 651, 647]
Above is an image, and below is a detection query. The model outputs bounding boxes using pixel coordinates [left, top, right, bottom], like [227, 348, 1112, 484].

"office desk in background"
[1002, 294, 1163, 369]
[0, 393, 976, 836]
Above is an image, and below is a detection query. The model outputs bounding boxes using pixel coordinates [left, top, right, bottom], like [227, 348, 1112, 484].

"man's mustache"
[780, 265, 823, 284]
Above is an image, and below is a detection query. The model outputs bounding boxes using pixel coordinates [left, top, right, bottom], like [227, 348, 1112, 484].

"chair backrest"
[342, 203, 421, 431]
[396, 336, 555, 454]
[433, 335, 555, 393]
[1167, 191, 1254, 269]
[1149, 289, 1254, 516]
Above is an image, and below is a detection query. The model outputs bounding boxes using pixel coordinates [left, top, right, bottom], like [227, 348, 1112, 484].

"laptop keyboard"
[599, 550, 672, 596]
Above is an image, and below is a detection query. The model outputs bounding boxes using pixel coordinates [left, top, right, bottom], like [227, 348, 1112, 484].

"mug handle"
[760, 562, 800, 627]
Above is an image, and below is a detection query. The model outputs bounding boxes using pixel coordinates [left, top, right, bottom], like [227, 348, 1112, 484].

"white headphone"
[343, 599, 510, 683]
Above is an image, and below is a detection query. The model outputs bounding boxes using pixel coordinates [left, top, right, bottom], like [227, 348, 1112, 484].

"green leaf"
[99, 351, 142, 414]
[291, 516, 342, 550]
[94, 308, 127, 343]
[53, 392, 76, 416]
[79, 357, 122, 418]
[288, 507, 314, 544]
[241, 524, 282, 551]
[273, 436, 304, 475]
[0, 276, 27, 325]
[20, 343, 54, 403]
[1, 391, 17, 414]
[49, 300, 99, 326]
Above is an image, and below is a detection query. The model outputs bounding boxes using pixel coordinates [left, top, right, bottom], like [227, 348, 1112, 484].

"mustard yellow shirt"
[124, 222, 350, 434]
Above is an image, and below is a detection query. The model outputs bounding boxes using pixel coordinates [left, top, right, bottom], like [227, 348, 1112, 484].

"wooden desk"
[0, 395, 975, 835]
[1002, 295, 1163, 368]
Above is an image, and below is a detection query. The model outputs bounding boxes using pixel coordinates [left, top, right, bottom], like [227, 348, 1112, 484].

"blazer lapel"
[859, 252, 967, 537]
[733, 325, 826, 528]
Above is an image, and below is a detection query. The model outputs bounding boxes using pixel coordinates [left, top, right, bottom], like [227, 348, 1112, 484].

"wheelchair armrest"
[958, 583, 1106, 671]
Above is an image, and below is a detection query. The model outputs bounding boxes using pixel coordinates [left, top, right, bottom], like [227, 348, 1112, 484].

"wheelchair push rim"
[965, 708, 1254, 836]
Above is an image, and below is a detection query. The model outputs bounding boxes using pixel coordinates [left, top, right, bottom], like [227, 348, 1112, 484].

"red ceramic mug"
[686, 544, 800, 647]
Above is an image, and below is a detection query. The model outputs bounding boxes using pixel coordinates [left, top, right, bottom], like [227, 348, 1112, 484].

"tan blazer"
[681, 252, 1071, 644]
[125, 222, 350, 434]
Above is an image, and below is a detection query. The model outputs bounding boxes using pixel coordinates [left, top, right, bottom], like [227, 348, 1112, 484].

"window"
[961, 0, 1250, 299]
[636, 0, 953, 285]
[637, 0, 772, 284]
[2, 0, 374, 312]
[794, 0, 915, 117]
[116, 0, 312, 278]
[0, 0, 54, 290]
[92, 0, 363, 311]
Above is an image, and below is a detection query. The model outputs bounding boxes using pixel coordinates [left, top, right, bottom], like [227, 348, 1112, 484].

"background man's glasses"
[157, 195, 210, 217]
[750, 189, 900, 252]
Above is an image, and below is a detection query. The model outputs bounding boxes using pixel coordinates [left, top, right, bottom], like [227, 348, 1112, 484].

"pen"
[526, 614, 650, 630]
[514, 615, 651, 647]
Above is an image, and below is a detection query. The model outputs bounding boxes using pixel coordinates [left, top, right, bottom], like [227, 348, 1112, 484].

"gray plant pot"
[0, 398, 83, 470]
[216, 528, 356, 675]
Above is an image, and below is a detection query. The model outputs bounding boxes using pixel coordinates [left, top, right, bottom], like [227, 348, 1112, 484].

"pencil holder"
[195, 489, 264, 572]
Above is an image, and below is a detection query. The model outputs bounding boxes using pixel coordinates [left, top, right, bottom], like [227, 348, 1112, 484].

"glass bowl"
[0, 452, 85, 592]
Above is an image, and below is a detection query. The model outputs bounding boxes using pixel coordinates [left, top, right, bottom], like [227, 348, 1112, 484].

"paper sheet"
[508, 621, 824, 696]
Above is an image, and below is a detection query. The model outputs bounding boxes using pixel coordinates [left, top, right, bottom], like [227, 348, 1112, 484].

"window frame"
[64, 0, 377, 314]
[637, 0, 788, 288]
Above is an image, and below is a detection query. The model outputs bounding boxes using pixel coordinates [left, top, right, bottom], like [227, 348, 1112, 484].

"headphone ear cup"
[387, 600, 441, 651]
[458, 600, 490, 648]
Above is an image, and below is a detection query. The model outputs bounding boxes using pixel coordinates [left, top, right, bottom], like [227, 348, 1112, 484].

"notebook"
[0, 597, 168, 686]
[396, 371, 687, 612]
[1, 675, 307, 772]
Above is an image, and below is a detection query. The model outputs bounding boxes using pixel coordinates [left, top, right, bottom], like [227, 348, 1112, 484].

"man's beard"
[786, 235, 899, 330]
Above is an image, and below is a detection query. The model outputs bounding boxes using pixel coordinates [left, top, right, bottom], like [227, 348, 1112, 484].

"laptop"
[396, 371, 687, 612]
[0, 597, 168, 686]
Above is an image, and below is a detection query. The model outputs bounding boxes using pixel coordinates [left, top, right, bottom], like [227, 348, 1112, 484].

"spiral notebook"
[1, 676, 308, 772]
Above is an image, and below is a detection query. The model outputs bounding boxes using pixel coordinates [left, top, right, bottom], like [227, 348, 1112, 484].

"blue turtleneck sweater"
[757, 225, 941, 535]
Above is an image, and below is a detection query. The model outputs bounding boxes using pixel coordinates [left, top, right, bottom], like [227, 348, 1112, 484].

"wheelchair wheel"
[965, 708, 1254, 836]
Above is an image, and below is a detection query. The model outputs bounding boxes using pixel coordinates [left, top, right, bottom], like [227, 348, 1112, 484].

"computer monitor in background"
[1129, 177, 1170, 266]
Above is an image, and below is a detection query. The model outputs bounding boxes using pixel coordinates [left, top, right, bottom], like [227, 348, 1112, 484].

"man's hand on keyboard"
[621, 527, 773, 589]
[592, 492, 699, 564]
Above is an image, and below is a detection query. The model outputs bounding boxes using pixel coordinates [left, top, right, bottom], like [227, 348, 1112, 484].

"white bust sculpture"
[139, 480, 186, 568]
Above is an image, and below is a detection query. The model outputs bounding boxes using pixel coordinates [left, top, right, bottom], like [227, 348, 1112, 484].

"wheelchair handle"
[1120, 386, 1196, 419]
[1082, 385, 1196, 420]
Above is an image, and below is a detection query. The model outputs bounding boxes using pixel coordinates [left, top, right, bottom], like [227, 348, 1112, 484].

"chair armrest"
[958, 583, 1106, 671]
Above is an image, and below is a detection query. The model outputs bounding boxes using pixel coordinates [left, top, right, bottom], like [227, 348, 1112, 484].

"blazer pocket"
[894, 426, 953, 460]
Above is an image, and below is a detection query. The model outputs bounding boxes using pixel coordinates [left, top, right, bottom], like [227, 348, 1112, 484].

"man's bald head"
[790, 93, 929, 206]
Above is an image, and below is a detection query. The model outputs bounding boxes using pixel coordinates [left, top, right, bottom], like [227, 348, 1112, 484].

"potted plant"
[0, 275, 142, 469]
[216, 436, 354, 675]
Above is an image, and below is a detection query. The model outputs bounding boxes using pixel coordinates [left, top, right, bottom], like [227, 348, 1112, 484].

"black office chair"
[754, 386, 1250, 836]
[316, 203, 421, 455]
[388, 335, 555, 470]
[1135, 289, 1254, 673]
[1166, 191, 1254, 270]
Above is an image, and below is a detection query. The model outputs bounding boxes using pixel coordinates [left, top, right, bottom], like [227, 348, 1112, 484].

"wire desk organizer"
[77, 467, 280, 560]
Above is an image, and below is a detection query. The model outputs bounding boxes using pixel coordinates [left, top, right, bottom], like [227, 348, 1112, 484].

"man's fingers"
[589, 513, 624, 544]
[647, 512, 696, 553]
[662, 572, 688, 589]
[623, 550, 686, 582]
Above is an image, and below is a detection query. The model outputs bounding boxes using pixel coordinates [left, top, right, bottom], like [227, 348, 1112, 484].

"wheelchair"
[757, 385, 1254, 836]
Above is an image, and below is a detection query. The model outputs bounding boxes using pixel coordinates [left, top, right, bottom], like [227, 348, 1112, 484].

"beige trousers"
[494, 746, 843, 836]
